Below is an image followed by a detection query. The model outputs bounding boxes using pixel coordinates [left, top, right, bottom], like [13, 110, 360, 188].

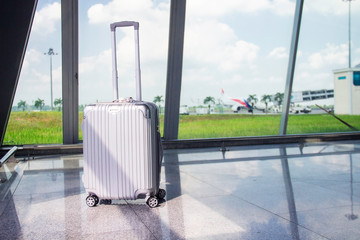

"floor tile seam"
[0, 163, 27, 218]
[217, 190, 331, 240]
[178, 170, 226, 186]
[173, 174, 281, 182]
[181, 170, 286, 213]
[276, 204, 360, 217]
[179, 171, 300, 219]
[174, 158, 352, 239]
[191, 193, 232, 199]
[292, 180, 360, 187]
[18, 229, 147, 238]
[273, 204, 360, 240]
[293, 180, 360, 201]
[235, 197, 333, 240]
[180, 170, 285, 193]
[181, 167, 360, 206]
[181, 170, 332, 239]
[21, 169, 83, 176]
[292, 177, 358, 183]
[125, 200, 159, 240]
[163, 149, 360, 167]
[13, 189, 83, 197]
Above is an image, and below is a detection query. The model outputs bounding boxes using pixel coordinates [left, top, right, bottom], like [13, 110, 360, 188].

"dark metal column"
[163, 0, 186, 140]
[279, 0, 304, 135]
[0, 0, 38, 145]
[61, 0, 79, 144]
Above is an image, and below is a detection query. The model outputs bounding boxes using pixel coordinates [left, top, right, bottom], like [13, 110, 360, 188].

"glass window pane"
[78, 0, 170, 139]
[288, 0, 360, 134]
[4, 0, 62, 145]
[180, 1, 295, 139]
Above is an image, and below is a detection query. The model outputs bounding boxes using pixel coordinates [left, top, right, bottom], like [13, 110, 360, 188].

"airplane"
[220, 89, 271, 113]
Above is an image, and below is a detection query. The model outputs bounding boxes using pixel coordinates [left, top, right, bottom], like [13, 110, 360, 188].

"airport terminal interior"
[1, 141, 360, 239]
[1, 0, 360, 239]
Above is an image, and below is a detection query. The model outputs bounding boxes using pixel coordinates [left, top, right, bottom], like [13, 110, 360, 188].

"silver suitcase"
[82, 21, 165, 208]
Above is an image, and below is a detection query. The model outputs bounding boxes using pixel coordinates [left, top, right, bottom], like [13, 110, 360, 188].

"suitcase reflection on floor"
[89, 198, 168, 207]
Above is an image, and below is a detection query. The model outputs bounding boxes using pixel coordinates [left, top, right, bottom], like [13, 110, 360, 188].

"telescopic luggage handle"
[110, 21, 142, 101]
[110, 21, 139, 30]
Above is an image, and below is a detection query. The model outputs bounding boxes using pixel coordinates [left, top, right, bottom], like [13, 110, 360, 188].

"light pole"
[343, 0, 355, 69]
[44, 48, 58, 110]
[345, 154, 358, 221]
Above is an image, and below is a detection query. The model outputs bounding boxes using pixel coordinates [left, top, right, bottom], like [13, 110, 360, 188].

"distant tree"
[247, 94, 258, 114]
[217, 98, 224, 113]
[17, 100, 27, 111]
[79, 105, 85, 111]
[203, 96, 215, 114]
[274, 92, 284, 106]
[153, 95, 164, 113]
[247, 94, 258, 104]
[34, 98, 45, 111]
[54, 98, 62, 111]
[261, 95, 272, 113]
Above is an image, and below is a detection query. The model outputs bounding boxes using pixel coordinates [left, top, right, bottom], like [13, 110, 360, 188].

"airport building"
[290, 89, 334, 103]
[334, 66, 360, 115]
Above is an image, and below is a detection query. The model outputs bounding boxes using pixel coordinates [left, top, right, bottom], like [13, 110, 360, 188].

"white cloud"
[87, 0, 169, 62]
[268, 47, 288, 59]
[22, 49, 43, 71]
[15, 45, 62, 106]
[308, 53, 323, 69]
[32, 2, 61, 35]
[220, 41, 259, 71]
[271, 0, 297, 16]
[88, 0, 168, 24]
[88, 0, 296, 26]
[354, 49, 360, 67]
[79, 49, 112, 75]
[304, 0, 360, 16]
[294, 71, 333, 91]
[80, 0, 171, 103]
[16, 65, 62, 106]
[183, 20, 259, 72]
[81, 0, 359, 105]
[307, 44, 348, 69]
[291, 43, 350, 93]
[84, 0, 264, 103]
[13, 0, 359, 108]
[186, 0, 295, 18]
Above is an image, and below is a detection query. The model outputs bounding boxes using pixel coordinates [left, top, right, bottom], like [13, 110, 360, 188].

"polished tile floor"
[0, 140, 359, 239]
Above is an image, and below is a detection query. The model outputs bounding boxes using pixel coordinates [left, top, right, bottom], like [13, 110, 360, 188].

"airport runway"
[188, 109, 328, 115]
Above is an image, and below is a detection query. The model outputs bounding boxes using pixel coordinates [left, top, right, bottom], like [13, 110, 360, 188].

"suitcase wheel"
[146, 197, 159, 208]
[86, 195, 98, 207]
[157, 189, 166, 199]
[94, 195, 99, 205]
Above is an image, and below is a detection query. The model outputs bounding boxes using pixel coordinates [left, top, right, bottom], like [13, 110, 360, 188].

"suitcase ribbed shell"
[82, 102, 160, 200]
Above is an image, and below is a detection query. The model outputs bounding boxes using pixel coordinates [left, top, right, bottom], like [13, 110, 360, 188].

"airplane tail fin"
[244, 100, 252, 109]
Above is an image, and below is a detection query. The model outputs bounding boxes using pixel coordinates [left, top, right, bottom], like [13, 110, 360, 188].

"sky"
[14, 0, 360, 108]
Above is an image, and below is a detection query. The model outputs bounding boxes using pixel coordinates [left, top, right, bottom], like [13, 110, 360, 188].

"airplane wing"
[221, 89, 252, 109]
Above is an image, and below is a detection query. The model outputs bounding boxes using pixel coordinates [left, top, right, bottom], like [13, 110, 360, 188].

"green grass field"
[176, 114, 360, 139]
[3, 111, 360, 145]
[3, 112, 83, 145]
